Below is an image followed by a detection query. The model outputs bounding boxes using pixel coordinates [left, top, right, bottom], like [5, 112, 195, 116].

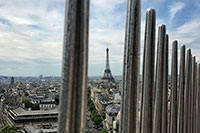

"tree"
[87, 87, 91, 95]
[87, 98, 92, 106]
[54, 97, 59, 105]
[100, 129, 108, 133]
[87, 87, 103, 127]
[24, 100, 40, 110]
[24, 100, 33, 109]
[91, 113, 102, 126]
[0, 125, 18, 133]
[32, 103, 40, 110]
[88, 102, 95, 112]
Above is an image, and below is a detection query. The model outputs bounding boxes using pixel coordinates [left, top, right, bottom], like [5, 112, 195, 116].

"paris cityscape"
[0, 0, 200, 133]
[0, 48, 122, 132]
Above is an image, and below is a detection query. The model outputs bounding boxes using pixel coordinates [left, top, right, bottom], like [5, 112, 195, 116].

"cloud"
[0, 0, 199, 76]
[0, 0, 65, 76]
[169, 2, 185, 22]
[170, 17, 200, 53]
[0, 2, 64, 59]
[0, 0, 128, 76]
[88, 0, 127, 76]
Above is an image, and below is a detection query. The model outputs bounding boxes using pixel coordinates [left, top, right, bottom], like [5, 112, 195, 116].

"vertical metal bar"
[162, 34, 169, 133]
[168, 106, 170, 133]
[58, 0, 89, 133]
[119, 0, 141, 132]
[119, 1, 130, 132]
[153, 24, 166, 133]
[139, 8, 148, 133]
[177, 45, 185, 133]
[170, 40, 178, 133]
[153, 24, 161, 107]
[183, 49, 191, 133]
[191, 57, 196, 133]
[196, 64, 200, 133]
[188, 53, 193, 133]
[194, 62, 197, 133]
[141, 8, 156, 133]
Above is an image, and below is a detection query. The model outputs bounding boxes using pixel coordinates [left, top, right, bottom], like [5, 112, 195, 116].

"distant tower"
[10, 77, 14, 88]
[39, 75, 43, 80]
[102, 48, 115, 82]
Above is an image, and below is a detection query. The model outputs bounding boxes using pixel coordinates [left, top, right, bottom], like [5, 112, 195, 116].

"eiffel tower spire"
[102, 48, 115, 82]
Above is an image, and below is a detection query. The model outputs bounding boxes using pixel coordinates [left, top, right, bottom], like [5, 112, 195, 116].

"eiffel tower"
[102, 48, 115, 82]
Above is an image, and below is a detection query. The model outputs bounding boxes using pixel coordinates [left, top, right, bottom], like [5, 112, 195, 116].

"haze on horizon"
[0, 0, 199, 77]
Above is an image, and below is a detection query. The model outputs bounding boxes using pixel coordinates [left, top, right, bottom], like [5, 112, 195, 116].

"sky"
[0, 0, 199, 76]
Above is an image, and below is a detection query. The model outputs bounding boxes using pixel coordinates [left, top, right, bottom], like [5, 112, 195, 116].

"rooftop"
[24, 124, 57, 133]
[11, 107, 58, 116]
[106, 104, 120, 115]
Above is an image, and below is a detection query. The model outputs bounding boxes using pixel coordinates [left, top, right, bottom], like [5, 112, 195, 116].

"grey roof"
[24, 125, 57, 133]
[106, 104, 120, 114]
[11, 107, 58, 116]
[24, 125, 36, 133]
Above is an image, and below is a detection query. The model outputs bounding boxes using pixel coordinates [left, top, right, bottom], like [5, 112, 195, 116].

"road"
[86, 111, 98, 133]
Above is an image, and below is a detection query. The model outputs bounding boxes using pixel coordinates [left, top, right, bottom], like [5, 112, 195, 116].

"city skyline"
[0, 0, 199, 76]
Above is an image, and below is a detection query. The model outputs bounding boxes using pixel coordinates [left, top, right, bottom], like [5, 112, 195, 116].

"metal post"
[177, 45, 185, 133]
[170, 40, 178, 133]
[58, 0, 89, 133]
[183, 49, 191, 133]
[139, 8, 148, 133]
[194, 62, 197, 133]
[153, 25, 161, 107]
[188, 53, 193, 133]
[162, 34, 169, 133]
[119, 0, 141, 132]
[153, 24, 166, 133]
[191, 57, 196, 133]
[196, 64, 200, 133]
[141, 8, 156, 133]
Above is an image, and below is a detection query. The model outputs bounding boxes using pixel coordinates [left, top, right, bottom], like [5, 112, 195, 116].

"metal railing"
[58, 0, 200, 133]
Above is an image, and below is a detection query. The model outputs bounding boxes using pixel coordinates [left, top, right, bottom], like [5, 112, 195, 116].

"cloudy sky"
[0, 0, 199, 76]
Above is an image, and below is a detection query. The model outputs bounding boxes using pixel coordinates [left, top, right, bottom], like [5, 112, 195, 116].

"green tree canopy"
[87, 87, 103, 127]
[24, 100, 40, 110]
[87, 87, 91, 96]
[88, 102, 95, 112]
[0, 125, 18, 133]
[24, 100, 33, 109]
[32, 103, 40, 110]
[91, 113, 102, 126]
[100, 129, 108, 133]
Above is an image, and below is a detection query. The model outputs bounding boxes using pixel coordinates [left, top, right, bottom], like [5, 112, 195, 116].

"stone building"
[105, 104, 120, 132]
